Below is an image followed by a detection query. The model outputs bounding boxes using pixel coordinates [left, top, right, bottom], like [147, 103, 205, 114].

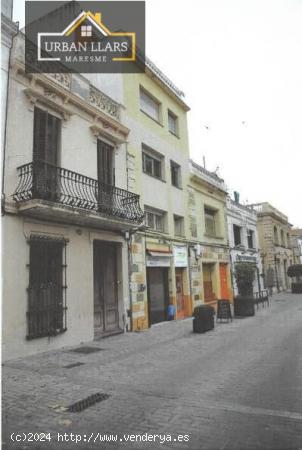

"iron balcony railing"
[13, 160, 144, 223]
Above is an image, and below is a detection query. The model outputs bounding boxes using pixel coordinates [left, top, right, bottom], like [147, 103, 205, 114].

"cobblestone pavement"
[2, 293, 302, 450]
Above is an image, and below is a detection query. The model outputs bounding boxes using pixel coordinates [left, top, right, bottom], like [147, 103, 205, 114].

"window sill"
[140, 109, 164, 127]
[143, 171, 166, 183]
[171, 184, 183, 190]
[169, 130, 180, 139]
[204, 233, 224, 240]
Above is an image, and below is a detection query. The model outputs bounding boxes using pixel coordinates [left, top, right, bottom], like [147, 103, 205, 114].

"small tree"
[234, 262, 255, 297]
[287, 264, 302, 281]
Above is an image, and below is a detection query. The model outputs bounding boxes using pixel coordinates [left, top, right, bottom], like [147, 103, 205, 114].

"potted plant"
[233, 262, 256, 316]
[287, 265, 302, 293]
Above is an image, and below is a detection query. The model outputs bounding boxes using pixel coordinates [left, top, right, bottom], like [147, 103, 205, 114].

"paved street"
[2, 292, 302, 450]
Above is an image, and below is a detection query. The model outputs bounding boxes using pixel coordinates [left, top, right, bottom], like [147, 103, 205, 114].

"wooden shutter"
[97, 140, 114, 185]
[33, 108, 47, 161]
[33, 107, 60, 164]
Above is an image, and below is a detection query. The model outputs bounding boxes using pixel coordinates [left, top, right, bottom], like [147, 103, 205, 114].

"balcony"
[251, 202, 288, 223]
[13, 161, 144, 228]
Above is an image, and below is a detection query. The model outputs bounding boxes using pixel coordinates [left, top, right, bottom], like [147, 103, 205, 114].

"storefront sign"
[146, 256, 170, 267]
[173, 245, 188, 267]
[236, 255, 257, 263]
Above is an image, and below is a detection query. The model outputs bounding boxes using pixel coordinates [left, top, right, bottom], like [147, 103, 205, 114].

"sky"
[12, 0, 302, 226]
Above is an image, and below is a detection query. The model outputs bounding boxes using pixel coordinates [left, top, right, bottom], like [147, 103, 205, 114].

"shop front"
[146, 248, 172, 326]
[173, 245, 191, 319]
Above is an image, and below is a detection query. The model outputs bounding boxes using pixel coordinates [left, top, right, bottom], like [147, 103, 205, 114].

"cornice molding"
[12, 59, 130, 143]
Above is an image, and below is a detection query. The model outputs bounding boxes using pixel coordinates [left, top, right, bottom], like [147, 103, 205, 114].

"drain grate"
[64, 362, 85, 369]
[67, 393, 110, 412]
[69, 346, 103, 354]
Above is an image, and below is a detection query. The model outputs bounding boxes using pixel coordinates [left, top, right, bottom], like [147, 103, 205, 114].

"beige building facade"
[251, 203, 294, 292]
[188, 161, 232, 308]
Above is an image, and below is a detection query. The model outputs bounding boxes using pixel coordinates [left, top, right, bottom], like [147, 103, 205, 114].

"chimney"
[234, 191, 240, 203]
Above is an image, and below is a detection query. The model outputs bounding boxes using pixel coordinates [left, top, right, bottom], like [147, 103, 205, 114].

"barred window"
[27, 236, 67, 340]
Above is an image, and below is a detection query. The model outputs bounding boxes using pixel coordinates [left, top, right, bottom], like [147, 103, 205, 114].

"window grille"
[27, 236, 67, 340]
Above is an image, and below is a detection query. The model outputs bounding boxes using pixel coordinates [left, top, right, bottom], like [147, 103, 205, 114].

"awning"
[147, 251, 173, 257]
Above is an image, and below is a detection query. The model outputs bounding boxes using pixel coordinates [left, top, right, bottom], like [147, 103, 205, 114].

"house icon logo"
[25, 1, 145, 73]
[37, 10, 136, 63]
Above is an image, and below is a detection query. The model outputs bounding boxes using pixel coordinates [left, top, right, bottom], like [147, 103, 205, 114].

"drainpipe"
[126, 231, 133, 332]
[187, 245, 193, 313]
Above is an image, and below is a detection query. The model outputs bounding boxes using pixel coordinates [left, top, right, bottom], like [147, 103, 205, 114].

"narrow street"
[2, 293, 302, 450]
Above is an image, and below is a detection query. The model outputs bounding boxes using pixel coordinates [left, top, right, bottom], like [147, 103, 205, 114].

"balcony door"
[33, 107, 61, 201]
[97, 139, 115, 214]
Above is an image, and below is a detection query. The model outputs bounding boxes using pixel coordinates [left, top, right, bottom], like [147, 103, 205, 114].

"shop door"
[219, 263, 229, 299]
[175, 268, 185, 319]
[93, 241, 119, 337]
[147, 268, 168, 325]
[203, 264, 216, 302]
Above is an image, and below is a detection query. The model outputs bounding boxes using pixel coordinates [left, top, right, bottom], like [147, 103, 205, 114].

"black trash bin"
[193, 305, 215, 333]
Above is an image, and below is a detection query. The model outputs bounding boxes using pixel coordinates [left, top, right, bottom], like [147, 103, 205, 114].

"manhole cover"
[67, 393, 110, 412]
[64, 362, 85, 369]
[70, 346, 103, 354]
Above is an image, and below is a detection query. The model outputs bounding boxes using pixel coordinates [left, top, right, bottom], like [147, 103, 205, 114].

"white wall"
[2, 215, 128, 361]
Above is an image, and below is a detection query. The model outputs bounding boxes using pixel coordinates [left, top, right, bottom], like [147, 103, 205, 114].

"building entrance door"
[93, 241, 119, 337]
[147, 268, 168, 325]
[219, 263, 229, 299]
[175, 268, 185, 319]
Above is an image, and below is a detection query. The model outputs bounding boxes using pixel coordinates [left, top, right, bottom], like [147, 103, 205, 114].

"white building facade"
[2, 32, 144, 361]
[1, 0, 18, 149]
[227, 195, 264, 296]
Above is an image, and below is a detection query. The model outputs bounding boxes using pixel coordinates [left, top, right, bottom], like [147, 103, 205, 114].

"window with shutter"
[33, 107, 60, 164]
[140, 88, 160, 122]
[174, 215, 184, 236]
[142, 146, 164, 180]
[233, 224, 242, 246]
[145, 207, 166, 232]
[33, 108, 61, 200]
[247, 229, 254, 249]
[168, 110, 178, 136]
[204, 208, 216, 236]
[97, 139, 114, 186]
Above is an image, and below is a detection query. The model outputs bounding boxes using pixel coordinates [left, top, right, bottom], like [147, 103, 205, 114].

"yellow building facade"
[122, 61, 193, 330]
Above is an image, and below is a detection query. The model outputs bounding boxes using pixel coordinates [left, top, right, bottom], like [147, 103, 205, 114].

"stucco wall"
[2, 215, 129, 361]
